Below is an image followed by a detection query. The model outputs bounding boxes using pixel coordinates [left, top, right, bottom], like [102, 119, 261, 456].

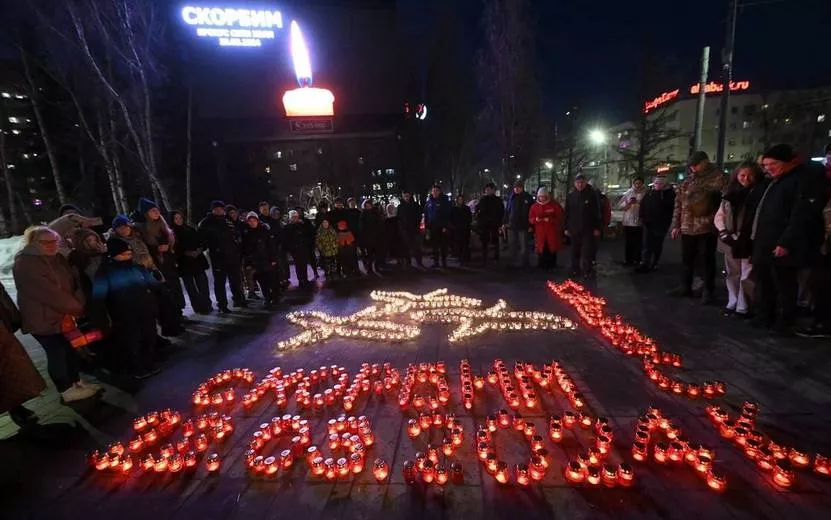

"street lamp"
[544, 161, 553, 170]
[588, 129, 608, 189]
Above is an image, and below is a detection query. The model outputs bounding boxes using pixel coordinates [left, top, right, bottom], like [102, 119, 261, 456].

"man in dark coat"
[197, 201, 246, 312]
[564, 174, 603, 278]
[170, 211, 212, 314]
[475, 183, 505, 264]
[241, 212, 281, 307]
[424, 185, 452, 268]
[284, 210, 313, 286]
[450, 194, 472, 264]
[503, 181, 535, 268]
[753, 144, 828, 336]
[397, 190, 424, 267]
[636, 174, 676, 272]
[358, 200, 385, 273]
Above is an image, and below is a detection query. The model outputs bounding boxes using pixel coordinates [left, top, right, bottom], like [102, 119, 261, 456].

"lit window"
[264, 166, 271, 174]
[385, 168, 395, 175]
[15, 94, 25, 100]
[0, 92, 10, 98]
[762, 104, 769, 110]
[372, 184, 381, 191]
[275, 150, 282, 159]
[358, 156, 364, 165]
[818, 114, 827, 123]
[784, 118, 792, 125]
[7, 164, 14, 169]
[22, 153, 30, 159]
[316, 147, 323, 155]
[11, 129, 20, 135]
[289, 163, 297, 171]
[8, 117, 19, 123]
[386, 182, 394, 189]
[728, 153, 735, 160]
[742, 120, 751, 129]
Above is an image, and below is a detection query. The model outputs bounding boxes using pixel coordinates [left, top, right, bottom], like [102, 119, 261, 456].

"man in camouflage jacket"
[670, 151, 727, 302]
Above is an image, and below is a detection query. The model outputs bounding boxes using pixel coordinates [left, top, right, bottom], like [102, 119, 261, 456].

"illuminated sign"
[644, 89, 679, 113]
[690, 80, 751, 95]
[282, 21, 335, 117]
[181, 6, 283, 47]
[289, 119, 334, 133]
[644, 80, 752, 113]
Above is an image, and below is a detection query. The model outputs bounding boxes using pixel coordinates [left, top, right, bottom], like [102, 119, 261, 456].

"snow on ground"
[0, 235, 23, 290]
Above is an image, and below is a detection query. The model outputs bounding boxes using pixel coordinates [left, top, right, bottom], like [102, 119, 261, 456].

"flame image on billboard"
[282, 21, 335, 117]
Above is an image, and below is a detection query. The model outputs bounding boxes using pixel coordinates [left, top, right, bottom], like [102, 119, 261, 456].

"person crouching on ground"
[316, 219, 338, 278]
[241, 212, 282, 308]
[529, 187, 564, 269]
[714, 161, 766, 319]
[13, 226, 100, 403]
[93, 238, 162, 381]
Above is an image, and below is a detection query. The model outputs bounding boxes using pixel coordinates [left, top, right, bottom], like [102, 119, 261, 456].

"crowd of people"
[1, 141, 829, 430]
[619, 144, 831, 339]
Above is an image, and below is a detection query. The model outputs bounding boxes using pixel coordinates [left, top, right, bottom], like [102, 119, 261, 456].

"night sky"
[185, 0, 831, 124]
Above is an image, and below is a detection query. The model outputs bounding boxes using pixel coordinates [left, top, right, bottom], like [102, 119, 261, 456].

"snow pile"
[0, 236, 23, 292]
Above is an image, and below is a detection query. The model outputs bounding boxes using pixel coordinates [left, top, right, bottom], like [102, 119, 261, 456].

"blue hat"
[137, 198, 158, 215]
[111, 215, 131, 230]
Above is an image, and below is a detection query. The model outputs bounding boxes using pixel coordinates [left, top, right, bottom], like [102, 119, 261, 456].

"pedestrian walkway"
[2, 239, 829, 520]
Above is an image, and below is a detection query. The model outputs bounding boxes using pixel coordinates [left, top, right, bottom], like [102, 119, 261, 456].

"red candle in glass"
[706, 469, 727, 492]
[632, 441, 648, 462]
[403, 460, 416, 484]
[602, 464, 618, 487]
[617, 463, 634, 487]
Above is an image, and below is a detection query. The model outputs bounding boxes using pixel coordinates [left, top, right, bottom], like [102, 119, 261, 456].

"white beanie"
[386, 203, 397, 218]
[245, 211, 259, 220]
[537, 187, 550, 197]
[288, 210, 299, 219]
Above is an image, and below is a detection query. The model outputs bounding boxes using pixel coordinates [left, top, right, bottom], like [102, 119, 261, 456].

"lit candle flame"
[290, 21, 312, 87]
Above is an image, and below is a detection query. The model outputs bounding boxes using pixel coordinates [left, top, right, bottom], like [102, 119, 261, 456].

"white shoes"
[60, 382, 97, 403]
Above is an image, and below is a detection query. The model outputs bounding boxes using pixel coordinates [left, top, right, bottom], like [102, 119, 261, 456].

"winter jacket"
[565, 185, 603, 235]
[752, 162, 827, 267]
[424, 195, 452, 230]
[316, 226, 338, 257]
[345, 208, 362, 239]
[198, 213, 241, 267]
[671, 164, 727, 235]
[476, 194, 505, 230]
[529, 200, 564, 253]
[639, 185, 676, 230]
[284, 221, 313, 254]
[0, 313, 45, 414]
[618, 186, 647, 227]
[13, 246, 85, 335]
[504, 191, 535, 230]
[114, 231, 155, 270]
[397, 200, 423, 234]
[359, 209, 385, 248]
[172, 223, 210, 275]
[384, 216, 403, 258]
[92, 259, 160, 321]
[714, 182, 766, 259]
[450, 204, 473, 232]
[133, 216, 174, 257]
[242, 223, 279, 272]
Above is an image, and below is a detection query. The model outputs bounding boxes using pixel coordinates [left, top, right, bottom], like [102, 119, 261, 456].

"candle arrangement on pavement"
[548, 280, 726, 400]
[705, 401, 829, 488]
[276, 288, 575, 350]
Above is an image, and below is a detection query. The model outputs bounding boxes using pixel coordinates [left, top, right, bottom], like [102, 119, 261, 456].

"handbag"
[0, 284, 22, 333]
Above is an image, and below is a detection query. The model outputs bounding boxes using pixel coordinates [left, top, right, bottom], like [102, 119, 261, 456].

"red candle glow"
[773, 461, 794, 488]
[516, 464, 530, 486]
[617, 463, 635, 487]
[206, 453, 221, 473]
[564, 461, 585, 484]
[706, 469, 727, 493]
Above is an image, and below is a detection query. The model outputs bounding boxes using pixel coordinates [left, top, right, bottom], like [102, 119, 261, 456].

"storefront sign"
[690, 81, 751, 95]
[181, 6, 283, 46]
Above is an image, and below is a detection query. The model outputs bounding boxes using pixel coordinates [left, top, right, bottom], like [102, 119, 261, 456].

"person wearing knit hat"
[668, 150, 727, 302]
[761, 144, 796, 164]
[240, 206, 281, 307]
[112, 215, 131, 230]
[136, 198, 158, 216]
[93, 237, 161, 380]
[210, 200, 226, 210]
[753, 143, 828, 336]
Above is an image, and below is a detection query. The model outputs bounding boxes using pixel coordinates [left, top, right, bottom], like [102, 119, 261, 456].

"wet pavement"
[2, 240, 830, 520]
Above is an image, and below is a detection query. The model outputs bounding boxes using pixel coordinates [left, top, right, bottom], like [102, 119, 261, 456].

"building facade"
[601, 82, 831, 190]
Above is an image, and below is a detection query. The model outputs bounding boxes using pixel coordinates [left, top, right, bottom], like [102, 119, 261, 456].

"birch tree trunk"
[20, 47, 67, 205]
[185, 85, 193, 224]
[0, 101, 20, 234]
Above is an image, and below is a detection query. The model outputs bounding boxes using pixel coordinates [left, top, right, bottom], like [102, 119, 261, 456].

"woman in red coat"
[529, 187, 564, 269]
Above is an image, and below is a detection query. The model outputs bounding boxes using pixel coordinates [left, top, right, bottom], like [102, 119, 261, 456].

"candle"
[530, 456, 546, 481]
[310, 457, 325, 477]
[516, 464, 530, 486]
[632, 441, 648, 462]
[602, 464, 618, 487]
[494, 462, 509, 484]
[617, 463, 635, 487]
[789, 448, 810, 468]
[653, 442, 669, 464]
[336, 457, 349, 478]
[403, 460, 416, 484]
[586, 466, 601, 486]
[564, 461, 585, 484]
[706, 469, 727, 493]
[436, 465, 449, 486]
[772, 461, 794, 488]
[814, 454, 830, 476]
[206, 453, 221, 473]
[154, 456, 169, 473]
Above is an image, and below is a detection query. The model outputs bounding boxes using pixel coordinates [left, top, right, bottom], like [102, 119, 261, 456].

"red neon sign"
[690, 80, 751, 95]
[644, 89, 680, 113]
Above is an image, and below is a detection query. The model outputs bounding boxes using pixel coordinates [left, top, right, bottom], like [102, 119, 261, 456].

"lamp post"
[588, 129, 608, 190]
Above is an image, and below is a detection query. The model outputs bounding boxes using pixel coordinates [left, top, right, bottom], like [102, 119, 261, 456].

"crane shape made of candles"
[276, 288, 576, 350]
